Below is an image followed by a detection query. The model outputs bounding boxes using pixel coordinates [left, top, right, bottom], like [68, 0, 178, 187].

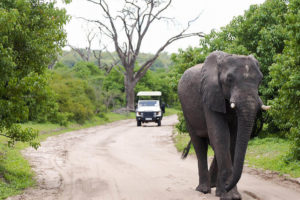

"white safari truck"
[135, 91, 165, 127]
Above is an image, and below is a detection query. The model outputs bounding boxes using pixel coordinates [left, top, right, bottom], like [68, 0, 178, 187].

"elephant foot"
[216, 187, 241, 200]
[210, 178, 217, 188]
[231, 187, 242, 200]
[195, 184, 211, 194]
[216, 188, 222, 197]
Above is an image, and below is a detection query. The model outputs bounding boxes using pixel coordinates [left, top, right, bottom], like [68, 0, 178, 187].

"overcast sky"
[58, 0, 265, 53]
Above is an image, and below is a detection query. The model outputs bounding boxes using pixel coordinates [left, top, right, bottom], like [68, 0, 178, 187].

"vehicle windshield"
[138, 100, 159, 107]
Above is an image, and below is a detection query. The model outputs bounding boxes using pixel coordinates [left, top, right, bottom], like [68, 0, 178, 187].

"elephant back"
[178, 64, 203, 99]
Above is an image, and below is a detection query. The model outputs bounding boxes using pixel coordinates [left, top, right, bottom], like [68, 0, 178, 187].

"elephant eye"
[226, 74, 234, 84]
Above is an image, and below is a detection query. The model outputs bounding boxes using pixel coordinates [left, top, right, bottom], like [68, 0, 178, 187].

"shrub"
[49, 71, 96, 124]
[176, 111, 188, 134]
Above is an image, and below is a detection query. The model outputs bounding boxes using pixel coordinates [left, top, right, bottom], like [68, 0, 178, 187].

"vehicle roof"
[137, 91, 161, 96]
[138, 100, 159, 102]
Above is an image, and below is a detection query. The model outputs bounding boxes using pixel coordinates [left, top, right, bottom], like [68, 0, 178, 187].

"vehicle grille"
[143, 112, 154, 118]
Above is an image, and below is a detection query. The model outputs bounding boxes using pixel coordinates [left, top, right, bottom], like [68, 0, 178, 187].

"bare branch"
[135, 30, 204, 81]
[113, 64, 126, 75]
[116, 14, 135, 54]
[149, 0, 172, 24]
[125, 0, 141, 10]
[86, 0, 127, 66]
[77, 17, 114, 39]
[68, 44, 89, 61]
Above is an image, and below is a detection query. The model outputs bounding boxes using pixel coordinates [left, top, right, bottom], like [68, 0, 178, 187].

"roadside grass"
[174, 132, 300, 178]
[173, 133, 214, 157]
[0, 111, 136, 200]
[0, 142, 35, 200]
[246, 137, 300, 178]
[164, 107, 179, 116]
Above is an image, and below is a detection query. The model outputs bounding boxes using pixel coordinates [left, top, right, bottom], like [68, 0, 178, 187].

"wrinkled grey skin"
[178, 51, 264, 200]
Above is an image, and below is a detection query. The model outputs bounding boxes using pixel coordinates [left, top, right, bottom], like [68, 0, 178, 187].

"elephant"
[177, 51, 270, 200]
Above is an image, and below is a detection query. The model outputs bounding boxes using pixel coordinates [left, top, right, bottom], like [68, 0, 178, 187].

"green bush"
[269, 0, 300, 161]
[176, 111, 188, 134]
[49, 71, 95, 124]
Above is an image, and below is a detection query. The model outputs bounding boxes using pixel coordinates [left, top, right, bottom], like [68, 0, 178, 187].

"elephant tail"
[181, 139, 192, 159]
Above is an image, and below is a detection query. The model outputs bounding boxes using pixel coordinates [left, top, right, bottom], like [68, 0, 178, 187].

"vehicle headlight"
[137, 112, 143, 116]
[155, 112, 161, 116]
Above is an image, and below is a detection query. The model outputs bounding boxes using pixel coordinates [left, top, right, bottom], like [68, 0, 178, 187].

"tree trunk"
[125, 80, 136, 111]
[124, 67, 136, 111]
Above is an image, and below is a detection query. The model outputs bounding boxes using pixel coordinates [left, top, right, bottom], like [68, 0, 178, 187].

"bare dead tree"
[92, 39, 120, 74]
[84, 0, 204, 110]
[69, 24, 120, 74]
[68, 26, 97, 62]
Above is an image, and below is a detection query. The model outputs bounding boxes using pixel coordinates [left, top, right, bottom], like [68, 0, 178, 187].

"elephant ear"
[200, 51, 227, 113]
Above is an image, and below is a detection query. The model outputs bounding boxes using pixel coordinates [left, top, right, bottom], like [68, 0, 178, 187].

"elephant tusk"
[261, 105, 271, 110]
[231, 103, 235, 109]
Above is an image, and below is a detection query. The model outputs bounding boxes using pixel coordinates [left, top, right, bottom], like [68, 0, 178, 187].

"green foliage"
[59, 50, 172, 70]
[71, 61, 103, 78]
[269, 0, 300, 160]
[101, 68, 125, 110]
[51, 61, 126, 123]
[246, 137, 300, 177]
[168, 47, 207, 105]
[0, 0, 68, 147]
[175, 111, 187, 134]
[24, 73, 62, 124]
[0, 142, 35, 199]
[135, 68, 174, 105]
[49, 70, 95, 124]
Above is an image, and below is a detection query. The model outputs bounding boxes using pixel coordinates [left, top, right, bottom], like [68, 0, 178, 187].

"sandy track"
[7, 115, 300, 200]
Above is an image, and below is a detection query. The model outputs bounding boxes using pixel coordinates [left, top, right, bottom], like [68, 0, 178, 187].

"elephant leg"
[227, 117, 241, 199]
[209, 155, 218, 188]
[203, 108, 235, 199]
[191, 135, 211, 194]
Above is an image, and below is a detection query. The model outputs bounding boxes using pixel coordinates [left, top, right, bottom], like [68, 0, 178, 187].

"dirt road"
[8, 115, 300, 200]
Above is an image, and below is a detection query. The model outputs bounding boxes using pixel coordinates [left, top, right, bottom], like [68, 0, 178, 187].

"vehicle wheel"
[157, 120, 161, 126]
[137, 120, 141, 126]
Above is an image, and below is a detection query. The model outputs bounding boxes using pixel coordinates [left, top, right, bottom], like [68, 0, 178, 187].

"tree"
[269, 0, 300, 160]
[84, 0, 203, 110]
[68, 24, 120, 74]
[50, 70, 96, 124]
[68, 25, 97, 62]
[0, 0, 69, 148]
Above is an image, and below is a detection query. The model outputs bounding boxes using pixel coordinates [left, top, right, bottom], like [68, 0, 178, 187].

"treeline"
[58, 50, 172, 71]
[169, 0, 300, 161]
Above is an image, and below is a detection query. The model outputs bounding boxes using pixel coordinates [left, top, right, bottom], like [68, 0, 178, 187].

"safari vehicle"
[135, 91, 165, 127]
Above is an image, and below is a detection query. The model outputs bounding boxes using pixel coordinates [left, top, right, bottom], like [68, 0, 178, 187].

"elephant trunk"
[225, 101, 258, 192]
